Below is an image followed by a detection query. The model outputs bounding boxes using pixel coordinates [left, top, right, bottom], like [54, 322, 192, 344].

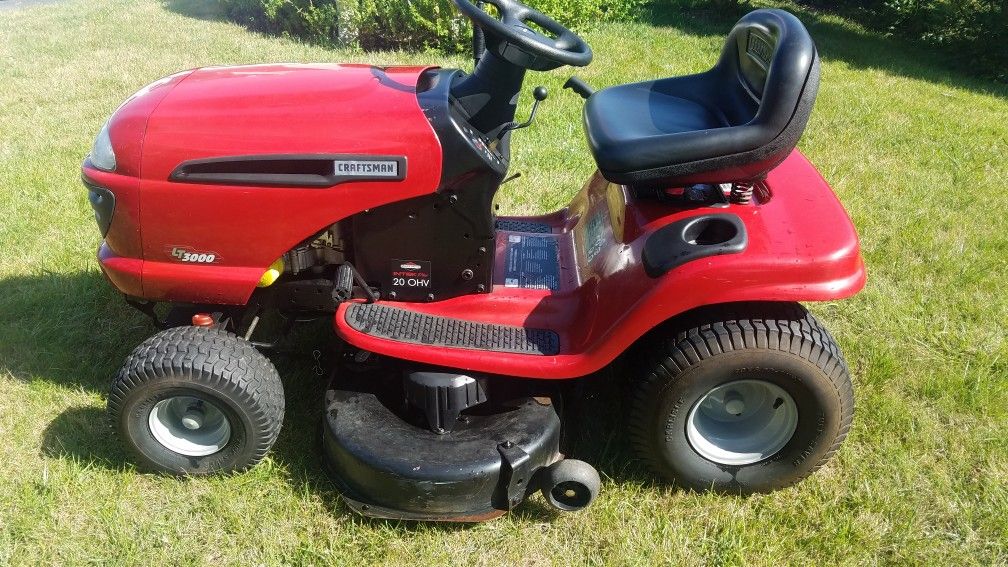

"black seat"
[584, 9, 820, 188]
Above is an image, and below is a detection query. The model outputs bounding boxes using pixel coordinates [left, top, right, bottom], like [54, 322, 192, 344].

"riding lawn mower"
[83, 1, 864, 521]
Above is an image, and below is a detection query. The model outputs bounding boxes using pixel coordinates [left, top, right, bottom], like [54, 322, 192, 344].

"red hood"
[103, 69, 195, 179]
[139, 64, 440, 182]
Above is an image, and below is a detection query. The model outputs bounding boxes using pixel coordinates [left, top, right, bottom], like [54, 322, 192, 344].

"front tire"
[627, 302, 853, 493]
[108, 326, 284, 475]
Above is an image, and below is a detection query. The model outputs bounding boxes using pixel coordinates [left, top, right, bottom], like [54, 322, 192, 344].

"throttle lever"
[563, 76, 594, 99]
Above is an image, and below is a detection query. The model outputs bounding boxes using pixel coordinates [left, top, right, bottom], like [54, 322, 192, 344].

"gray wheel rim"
[686, 379, 798, 466]
[148, 396, 231, 457]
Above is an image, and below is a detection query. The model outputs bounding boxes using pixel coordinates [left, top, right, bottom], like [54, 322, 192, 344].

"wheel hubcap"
[686, 379, 798, 466]
[181, 410, 204, 431]
[149, 396, 231, 457]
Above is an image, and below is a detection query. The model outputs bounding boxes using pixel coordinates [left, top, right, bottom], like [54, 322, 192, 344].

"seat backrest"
[712, 9, 819, 131]
[582, 8, 821, 189]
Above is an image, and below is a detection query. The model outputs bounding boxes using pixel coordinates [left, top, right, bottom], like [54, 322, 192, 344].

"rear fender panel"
[334, 150, 865, 379]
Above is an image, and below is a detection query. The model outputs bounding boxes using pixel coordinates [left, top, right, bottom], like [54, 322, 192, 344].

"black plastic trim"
[495, 218, 551, 233]
[168, 154, 407, 188]
[404, 370, 488, 433]
[346, 68, 503, 302]
[641, 213, 748, 277]
[82, 175, 115, 237]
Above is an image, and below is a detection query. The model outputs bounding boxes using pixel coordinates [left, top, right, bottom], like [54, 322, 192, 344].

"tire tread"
[107, 326, 284, 473]
[626, 302, 854, 492]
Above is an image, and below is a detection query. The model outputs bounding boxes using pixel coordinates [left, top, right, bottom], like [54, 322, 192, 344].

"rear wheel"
[627, 302, 853, 493]
[108, 326, 284, 474]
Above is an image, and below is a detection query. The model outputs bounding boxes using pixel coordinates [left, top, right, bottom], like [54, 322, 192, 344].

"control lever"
[563, 76, 594, 99]
[495, 86, 548, 141]
[333, 262, 378, 304]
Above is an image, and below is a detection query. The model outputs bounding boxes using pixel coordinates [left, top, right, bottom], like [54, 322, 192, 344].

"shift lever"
[496, 86, 548, 140]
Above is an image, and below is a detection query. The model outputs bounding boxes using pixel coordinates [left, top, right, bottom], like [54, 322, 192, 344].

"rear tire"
[108, 326, 284, 475]
[627, 302, 853, 493]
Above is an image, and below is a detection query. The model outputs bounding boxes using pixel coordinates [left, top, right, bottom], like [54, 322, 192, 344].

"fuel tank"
[88, 64, 442, 304]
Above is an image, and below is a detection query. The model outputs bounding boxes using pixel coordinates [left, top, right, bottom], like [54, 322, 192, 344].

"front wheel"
[108, 326, 284, 474]
[627, 303, 854, 493]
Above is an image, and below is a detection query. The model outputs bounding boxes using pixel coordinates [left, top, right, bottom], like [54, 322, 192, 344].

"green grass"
[1, 0, 1006, 564]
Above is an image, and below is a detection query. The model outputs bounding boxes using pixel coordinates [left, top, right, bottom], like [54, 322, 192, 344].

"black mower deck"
[322, 383, 563, 521]
[344, 303, 560, 355]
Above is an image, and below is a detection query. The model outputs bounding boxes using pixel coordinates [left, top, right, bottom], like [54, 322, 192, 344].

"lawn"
[1, 0, 1006, 564]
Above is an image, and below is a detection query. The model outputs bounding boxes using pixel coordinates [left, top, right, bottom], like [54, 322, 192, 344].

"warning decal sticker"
[503, 235, 559, 291]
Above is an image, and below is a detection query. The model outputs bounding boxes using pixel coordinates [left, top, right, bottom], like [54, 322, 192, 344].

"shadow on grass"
[41, 406, 130, 468]
[645, 2, 1006, 98]
[161, 0, 1006, 98]
[0, 270, 136, 393]
[159, 0, 317, 50]
[161, 0, 225, 22]
[5, 271, 656, 527]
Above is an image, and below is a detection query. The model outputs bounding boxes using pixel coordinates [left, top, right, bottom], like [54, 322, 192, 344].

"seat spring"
[730, 181, 755, 204]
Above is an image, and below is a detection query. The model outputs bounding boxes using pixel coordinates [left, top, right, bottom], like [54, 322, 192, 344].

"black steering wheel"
[453, 0, 593, 71]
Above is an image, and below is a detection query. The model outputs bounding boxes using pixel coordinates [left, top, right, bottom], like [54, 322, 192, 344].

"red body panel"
[90, 64, 440, 304]
[87, 70, 195, 262]
[88, 64, 863, 380]
[334, 151, 865, 379]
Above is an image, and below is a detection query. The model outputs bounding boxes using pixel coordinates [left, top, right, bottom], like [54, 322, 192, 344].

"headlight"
[89, 120, 116, 172]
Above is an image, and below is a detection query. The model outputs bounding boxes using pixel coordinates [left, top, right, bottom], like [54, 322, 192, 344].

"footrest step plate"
[345, 303, 559, 356]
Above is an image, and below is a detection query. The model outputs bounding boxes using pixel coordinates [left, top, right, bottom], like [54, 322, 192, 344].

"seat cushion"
[582, 9, 820, 188]
[583, 80, 730, 175]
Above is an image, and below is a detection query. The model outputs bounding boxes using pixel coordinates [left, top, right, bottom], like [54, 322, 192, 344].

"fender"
[334, 150, 865, 379]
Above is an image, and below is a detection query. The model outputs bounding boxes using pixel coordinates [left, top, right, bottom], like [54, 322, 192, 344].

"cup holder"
[642, 213, 748, 277]
[683, 216, 740, 246]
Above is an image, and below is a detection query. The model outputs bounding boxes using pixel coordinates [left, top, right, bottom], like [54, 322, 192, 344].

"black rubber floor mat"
[345, 303, 559, 356]
[495, 219, 552, 233]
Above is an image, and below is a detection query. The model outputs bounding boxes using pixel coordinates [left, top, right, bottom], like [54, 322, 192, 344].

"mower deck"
[322, 384, 562, 521]
[334, 151, 865, 379]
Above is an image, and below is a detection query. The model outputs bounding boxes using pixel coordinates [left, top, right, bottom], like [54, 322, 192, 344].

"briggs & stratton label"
[390, 259, 431, 290]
